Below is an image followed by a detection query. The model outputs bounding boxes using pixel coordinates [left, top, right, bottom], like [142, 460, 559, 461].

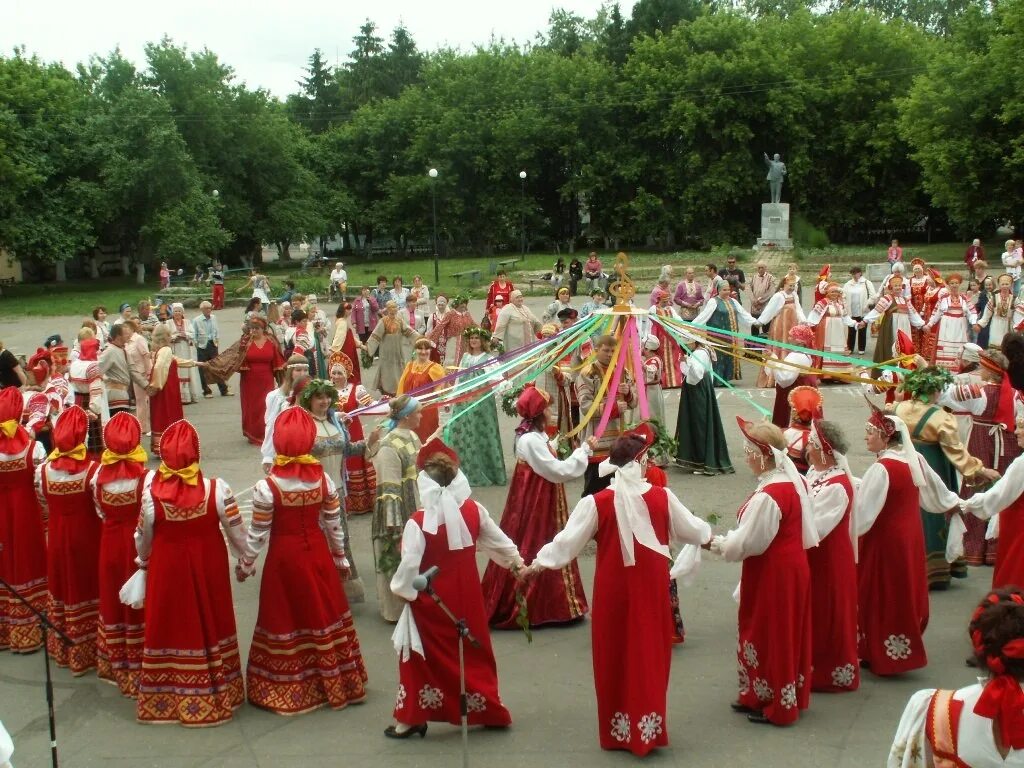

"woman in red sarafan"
[481, 386, 592, 629]
[385, 438, 524, 738]
[239, 317, 285, 445]
[855, 403, 960, 677]
[0, 386, 48, 653]
[91, 412, 149, 696]
[329, 352, 377, 515]
[804, 420, 859, 693]
[35, 406, 102, 674]
[530, 428, 711, 756]
[135, 419, 249, 726]
[712, 417, 816, 727]
[147, 325, 202, 458]
[238, 407, 368, 715]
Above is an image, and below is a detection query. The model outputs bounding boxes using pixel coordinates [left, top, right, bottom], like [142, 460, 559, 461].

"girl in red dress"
[239, 317, 285, 445]
[239, 407, 368, 715]
[36, 406, 102, 674]
[530, 429, 711, 756]
[855, 404, 960, 677]
[485, 271, 514, 314]
[481, 386, 594, 629]
[329, 352, 377, 515]
[148, 325, 202, 457]
[712, 418, 817, 726]
[92, 412, 148, 696]
[804, 420, 859, 693]
[135, 420, 249, 726]
[397, 339, 446, 443]
[386, 439, 524, 738]
[0, 386, 48, 653]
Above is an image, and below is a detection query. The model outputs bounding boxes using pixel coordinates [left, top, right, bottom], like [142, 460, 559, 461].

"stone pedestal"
[756, 203, 793, 250]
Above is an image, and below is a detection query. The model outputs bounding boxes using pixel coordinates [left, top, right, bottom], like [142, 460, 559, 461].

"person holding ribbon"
[527, 428, 712, 756]
[90, 412, 149, 696]
[397, 338, 446, 443]
[0, 386, 48, 654]
[35, 406, 102, 675]
[855, 400, 964, 677]
[482, 385, 594, 629]
[710, 418, 817, 727]
[674, 340, 734, 476]
[888, 588, 1024, 767]
[690, 282, 759, 384]
[135, 419, 248, 726]
[386, 438, 524, 739]
[238, 407, 368, 715]
[329, 352, 377, 515]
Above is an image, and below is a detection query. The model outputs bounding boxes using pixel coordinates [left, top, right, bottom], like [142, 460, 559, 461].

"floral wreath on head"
[900, 365, 954, 402]
[452, 293, 469, 307]
[298, 378, 339, 411]
[462, 325, 491, 342]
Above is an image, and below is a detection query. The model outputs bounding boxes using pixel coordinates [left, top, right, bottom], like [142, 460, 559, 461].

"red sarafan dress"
[92, 470, 147, 696]
[482, 430, 590, 628]
[148, 351, 183, 458]
[805, 468, 859, 693]
[960, 452, 1024, 589]
[855, 454, 930, 676]
[243, 475, 367, 714]
[136, 467, 247, 726]
[0, 420, 47, 653]
[724, 478, 812, 725]
[240, 338, 284, 445]
[338, 383, 376, 515]
[38, 460, 102, 674]
[391, 500, 515, 728]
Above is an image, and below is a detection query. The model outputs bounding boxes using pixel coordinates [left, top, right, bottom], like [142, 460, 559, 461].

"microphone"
[411, 565, 440, 592]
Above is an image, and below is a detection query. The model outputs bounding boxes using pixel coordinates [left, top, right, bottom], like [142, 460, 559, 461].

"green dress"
[446, 352, 508, 486]
[675, 349, 734, 475]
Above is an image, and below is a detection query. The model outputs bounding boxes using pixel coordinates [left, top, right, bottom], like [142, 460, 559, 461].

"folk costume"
[0, 387, 48, 653]
[692, 295, 758, 384]
[68, 338, 106, 457]
[925, 278, 977, 371]
[641, 336, 666, 428]
[366, 313, 419, 396]
[493, 294, 542, 353]
[427, 302, 476, 367]
[712, 418, 817, 727]
[766, 324, 818, 430]
[863, 280, 926, 377]
[907, 262, 934, 349]
[649, 294, 682, 389]
[533, 429, 712, 756]
[397, 354, 446, 443]
[960, 449, 1024, 589]
[754, 284, 807, 388]
[783, 386, 822, 475]
[240, 407, 367, 715]
[148, 342, 199, 458]
[805, 285, 857, 381]
[239, 322, 285, 445]
[389, 440, 523, 732]
[673, 277, 704, 321]
[855, 407, 961, 676]
[805, 422, 859, 693]
[91, 413, 148, 696]
[446, 333, 508, 487]
[482, 386, 591, 628]
[331, 353, 377, 515]
[674, 346, 733, 475]
[35, 407, 101, 674]
[135, 420, 248, 726]
[329, 315, 364, 386]
[976, 277, 1024, 351]
[576, 356, 637, 496]
[164, 307, 202, 404]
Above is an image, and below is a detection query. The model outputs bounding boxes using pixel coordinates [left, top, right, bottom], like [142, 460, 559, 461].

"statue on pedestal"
[763, 152, 786, 204]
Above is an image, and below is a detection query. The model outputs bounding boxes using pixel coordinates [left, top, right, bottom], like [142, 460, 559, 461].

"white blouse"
[756, 291, 807, 325]
[515, 431, 591, 484]
[853, 450, 960, 537]
[680, 348, 712, 385]
[961, 452, 1024, 521]
[716, 471, 789, 561]
[767, 351, 812, 388]
[806, 466, 851, 540]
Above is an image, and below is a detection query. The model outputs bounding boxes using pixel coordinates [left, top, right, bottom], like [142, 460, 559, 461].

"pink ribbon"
[625, 318, 649, 421]
[594, 322, 630, 438]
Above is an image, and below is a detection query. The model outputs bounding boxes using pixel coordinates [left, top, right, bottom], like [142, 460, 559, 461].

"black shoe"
[384, 724, 428, 739]
[730, 702, 757, 714]
[859, 659, 871, 670]
[747, 712, 773, 725]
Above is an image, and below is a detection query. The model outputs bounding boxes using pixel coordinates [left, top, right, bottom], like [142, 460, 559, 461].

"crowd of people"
[1, 251, 1024, 767]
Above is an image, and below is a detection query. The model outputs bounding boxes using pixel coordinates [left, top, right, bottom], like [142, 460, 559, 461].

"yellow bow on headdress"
[101, 446, 149, 465]
[158, 461, 200, 485]
[0, 419, 19, 438]
[273, 454, 320, 467]
[47, 443, 86, 462]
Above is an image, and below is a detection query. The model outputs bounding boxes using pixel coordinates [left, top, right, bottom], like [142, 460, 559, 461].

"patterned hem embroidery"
[637, 712, 664, 744]
[884, 633, 912, 660]
[610, 712, 631, 743]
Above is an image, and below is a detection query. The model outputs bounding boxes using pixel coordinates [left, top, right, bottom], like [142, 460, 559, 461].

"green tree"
[286, 49, 343, 133]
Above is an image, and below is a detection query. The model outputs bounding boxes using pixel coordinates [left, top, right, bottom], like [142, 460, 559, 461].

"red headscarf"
[152, 420, 205, 507]
[48, 406, 90, 472]
[0, 386, 30, 455]
[417, 437, 460, 471]
[98, 412, 148, 483]
[971, 593, 1024, 750]
[79, 338, 100, 361]
[270, 407, 323, 482]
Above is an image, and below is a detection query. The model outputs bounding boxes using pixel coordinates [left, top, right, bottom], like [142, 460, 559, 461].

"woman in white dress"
[164, 303, 202, 404]
[805, 282, 857, 381]
[493, 290, 542, 352]
[259, 355, 310, 474]
[755, 276, 807, 387]
[975, 273, 1024, 351]
[888, 587, 1024, 768]
[240, 268, 271, 304]
[925, 273, 977, 370]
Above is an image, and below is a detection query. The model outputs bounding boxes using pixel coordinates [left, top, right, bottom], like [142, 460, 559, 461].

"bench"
[451, 269, 481, 287]
[495, 258, 521, 273]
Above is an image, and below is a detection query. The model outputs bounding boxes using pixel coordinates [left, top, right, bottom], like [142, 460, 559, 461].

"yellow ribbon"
[101, 446, 149, 465]
[565, 320, 626, 439]
[47, 443, 87, 462]
[0, 419, 19, 438]
[158, 461, 201, 485]
[272, 454, 320, 467]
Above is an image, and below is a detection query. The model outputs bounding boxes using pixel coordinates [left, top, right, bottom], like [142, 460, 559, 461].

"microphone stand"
[0, 571, 70, 768]
[421, 581, 480, 768]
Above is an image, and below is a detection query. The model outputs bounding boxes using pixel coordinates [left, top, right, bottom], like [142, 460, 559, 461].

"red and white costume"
[68, 339, 107, 457]
[35, 407, 101, 674]
[976, 286, 1024, 350]
[391, 445, 522, 729]
[854, 420, 960, 676]
[0, 387, 48, 653]
[960, 451, 1024, 589]
[806, 292, 857, 379]
[925, 290, 977, 370]
[534, 454, 711, 755]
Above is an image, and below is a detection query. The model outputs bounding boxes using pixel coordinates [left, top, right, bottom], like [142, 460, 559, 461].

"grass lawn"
[0, 239, 989, 317]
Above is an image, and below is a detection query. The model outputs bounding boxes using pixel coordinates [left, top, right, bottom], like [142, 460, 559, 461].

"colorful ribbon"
[158, 461, 200, 485]
[101, 446, 149, 465]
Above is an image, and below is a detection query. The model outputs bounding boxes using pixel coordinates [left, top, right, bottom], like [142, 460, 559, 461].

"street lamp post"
[519, 170, 527, 256]
[429, 168, 439, 284]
